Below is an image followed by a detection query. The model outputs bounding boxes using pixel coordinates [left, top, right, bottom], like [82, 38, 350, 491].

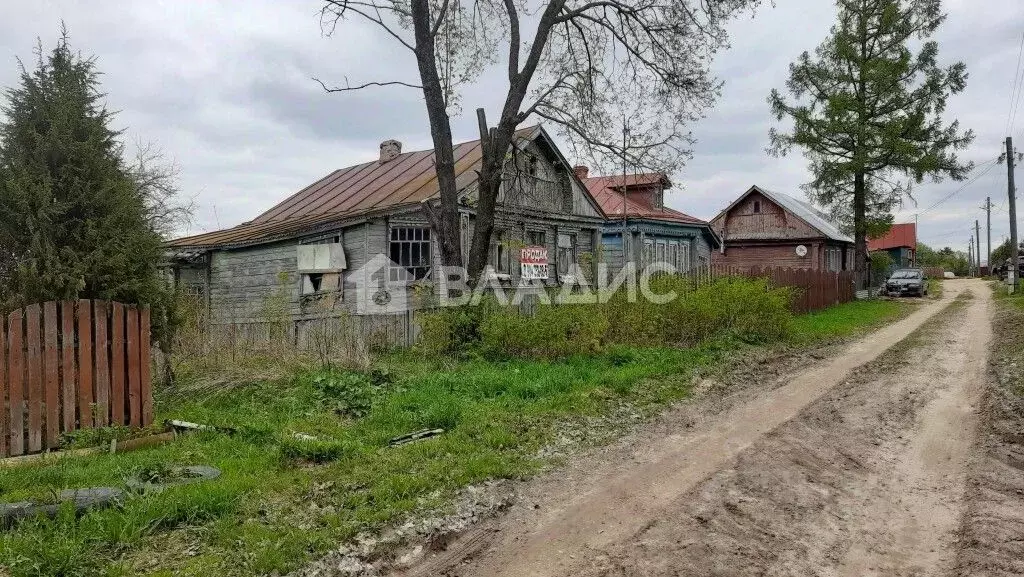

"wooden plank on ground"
[126, 307, 141, 427]
[8, 310, 24, 456]
[110, 303, 125, 426]
[60, 302, 76, 432]
[43, 302, 59, 448]
[140, 307, 153, 426]
[0, 315, 7, 457]
[25, 304, 42, 453]
[93, 301, 109, 427]
[77, 300, 93, 429]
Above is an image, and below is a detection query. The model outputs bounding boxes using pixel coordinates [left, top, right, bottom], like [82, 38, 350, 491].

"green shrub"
[309, 372, 375, 418]
[479, 304, 609, 359]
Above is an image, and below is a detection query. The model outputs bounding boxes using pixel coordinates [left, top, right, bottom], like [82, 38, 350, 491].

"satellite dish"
[795, 245, 808, 257]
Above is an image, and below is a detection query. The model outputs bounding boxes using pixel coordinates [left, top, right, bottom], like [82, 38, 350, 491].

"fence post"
[0, 313, 6, 456]
[25, 304, 42, 453]
[140, 307, 152, 426]
[94, 301, 110, 428]
[110, 303, 125, 426]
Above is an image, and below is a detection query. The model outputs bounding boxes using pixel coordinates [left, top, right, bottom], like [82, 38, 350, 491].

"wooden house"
[580, 169, 719, 277]
[163, 126, 609, 334]
[867, 223, 917, 269]
[709, 185, 854, 271]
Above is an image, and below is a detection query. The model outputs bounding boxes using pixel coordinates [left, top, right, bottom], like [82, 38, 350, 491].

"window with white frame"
[668, 242, 678, 271]
[389, 226, 432, 281]
[642, 239, 654, 266]
[679, 240, 692, 272]
[656, 240, 667, 265]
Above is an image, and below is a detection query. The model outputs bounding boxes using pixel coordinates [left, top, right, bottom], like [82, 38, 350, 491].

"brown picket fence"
[702, 265, 856, 314]
[0, 300, 153, 457]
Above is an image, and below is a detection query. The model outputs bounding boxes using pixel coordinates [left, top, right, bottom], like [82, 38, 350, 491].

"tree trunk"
[411, 0, 462, 269]
[854, 171, 868, 289]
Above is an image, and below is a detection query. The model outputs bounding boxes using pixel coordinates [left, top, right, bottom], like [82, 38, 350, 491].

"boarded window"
[490, 230, 512, 274]
[389, 226, 432, 281]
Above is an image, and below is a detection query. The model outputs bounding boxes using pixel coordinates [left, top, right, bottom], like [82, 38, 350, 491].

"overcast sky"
[2, 0, 1022, 261]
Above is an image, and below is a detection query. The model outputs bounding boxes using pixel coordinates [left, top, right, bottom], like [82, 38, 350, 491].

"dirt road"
[398, 280, 991, 577]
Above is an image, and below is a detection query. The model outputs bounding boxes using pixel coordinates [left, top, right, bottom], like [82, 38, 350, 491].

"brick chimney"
[379, 139, 402, 162]
[573, 165, 589, 179]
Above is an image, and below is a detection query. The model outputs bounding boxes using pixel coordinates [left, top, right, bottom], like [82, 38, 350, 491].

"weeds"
[0, 297, 908, 577]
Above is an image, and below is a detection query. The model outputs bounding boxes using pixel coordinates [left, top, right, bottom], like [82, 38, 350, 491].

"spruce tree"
[0, 31, 165, 311]
[768, 0, 974, 286]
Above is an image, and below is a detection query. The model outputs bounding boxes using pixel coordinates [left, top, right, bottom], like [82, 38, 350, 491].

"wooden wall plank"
[0, 315, 7, 457]
[25, 304, 42, 453]
[77, 300, 94, 429]
[43, 302, 59, 448]
[110, 303, 125, 426]
[60, 302, 76, 432]
[93, 301, 110, 427]
[8, 310, 24, 456]
[139, 307, 153, 426]
[126, 307, 141, 427]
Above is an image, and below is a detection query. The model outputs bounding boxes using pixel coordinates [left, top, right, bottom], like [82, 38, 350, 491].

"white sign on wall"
[520, 246, 549, 280]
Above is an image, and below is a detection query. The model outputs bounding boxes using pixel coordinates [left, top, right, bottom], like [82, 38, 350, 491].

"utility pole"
[969, 236, 974, 276]
[976, 219, 982, 275]
[1007, 137, 1019, 290]
[983, 196, 992, 275]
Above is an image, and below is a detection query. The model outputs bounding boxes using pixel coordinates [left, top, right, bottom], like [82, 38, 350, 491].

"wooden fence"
[706, 265, 856, 314]
[0, 300, 153, 457]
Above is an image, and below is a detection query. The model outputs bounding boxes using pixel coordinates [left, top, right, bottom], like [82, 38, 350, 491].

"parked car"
[885, 268, 928, 297]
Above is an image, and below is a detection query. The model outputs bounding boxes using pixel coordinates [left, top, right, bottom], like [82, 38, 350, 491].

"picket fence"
[0, 300, 153, 457]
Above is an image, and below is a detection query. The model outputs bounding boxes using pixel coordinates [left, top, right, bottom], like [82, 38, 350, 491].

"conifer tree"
[768, 0, 974, 286]
[0, 30, 169, 311]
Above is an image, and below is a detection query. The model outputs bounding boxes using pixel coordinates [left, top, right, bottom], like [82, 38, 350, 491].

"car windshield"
[890, 270, 921, 279]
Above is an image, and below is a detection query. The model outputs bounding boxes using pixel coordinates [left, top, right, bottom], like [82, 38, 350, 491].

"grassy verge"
[0, 298, 913, 577]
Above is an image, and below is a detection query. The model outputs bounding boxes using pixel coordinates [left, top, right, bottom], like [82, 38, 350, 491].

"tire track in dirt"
[395, 283, 976, 577]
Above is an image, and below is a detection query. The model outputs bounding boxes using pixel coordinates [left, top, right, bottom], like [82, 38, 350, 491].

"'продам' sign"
[520, 246, 549, 280]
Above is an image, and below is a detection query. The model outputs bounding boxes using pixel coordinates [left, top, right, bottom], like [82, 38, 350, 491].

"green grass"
[788, 299, 911, 345]
[0, 298, 911, 577]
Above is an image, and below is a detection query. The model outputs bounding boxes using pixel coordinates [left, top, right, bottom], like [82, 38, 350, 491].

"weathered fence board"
[0, 300, 154, 457]
[110, 303, 125, 426]
[8, 310, 24, 455]
[44, 302, 59, 447]
[127, 307, 141, 428]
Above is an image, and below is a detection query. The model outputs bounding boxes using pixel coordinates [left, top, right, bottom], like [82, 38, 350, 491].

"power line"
[918, 157, 1001, 215]
[1008, 32, 1024, 135]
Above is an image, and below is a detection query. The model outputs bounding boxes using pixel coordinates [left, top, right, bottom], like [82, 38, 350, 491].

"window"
[490, 230, 512, 274]
[527, 230, 546, 247]
[389, 226, 432, 281]
[557, 233, 577, 277]
[679, 240, 692, 272]
[656, 241, 667, 264]
[526, 155, 538, 177]
[668, 242, 678, 271]
[298, 237, 345, 296]
[642, 239, 654, 265]
[753, 200, 761, 214]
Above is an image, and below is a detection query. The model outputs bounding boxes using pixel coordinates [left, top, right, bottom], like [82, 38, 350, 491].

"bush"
[479, 304, 609, 359]
[414, 276, 793, 360]
[309, 371, 375, 418]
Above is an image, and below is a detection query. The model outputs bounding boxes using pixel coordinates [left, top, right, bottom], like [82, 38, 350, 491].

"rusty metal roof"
[868, 222, 916, 251]
[583, 173, 707, 226]
[168, 127, 539, 249]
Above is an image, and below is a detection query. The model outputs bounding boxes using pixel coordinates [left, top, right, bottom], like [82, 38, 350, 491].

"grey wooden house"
[164, 126, 609, 341]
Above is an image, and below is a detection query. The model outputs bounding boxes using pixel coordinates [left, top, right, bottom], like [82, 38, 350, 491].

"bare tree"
[127, 141, 194, 239]
[320, 0, 759, 281]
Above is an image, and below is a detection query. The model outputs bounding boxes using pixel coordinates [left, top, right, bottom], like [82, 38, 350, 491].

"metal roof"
[168, 126, 539, 249]
[868, 223, 916, 251]
[583, 173, 708, 226]
[713, 186, 853, 244]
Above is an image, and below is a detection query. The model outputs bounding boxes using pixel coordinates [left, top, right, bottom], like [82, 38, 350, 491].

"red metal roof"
[868, 223, 916, 251]
[583, 174, 707, 225]
[168, 127, 537, 249]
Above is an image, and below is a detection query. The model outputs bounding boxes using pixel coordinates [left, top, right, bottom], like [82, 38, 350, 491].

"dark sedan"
[885, 269, 927, 297]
